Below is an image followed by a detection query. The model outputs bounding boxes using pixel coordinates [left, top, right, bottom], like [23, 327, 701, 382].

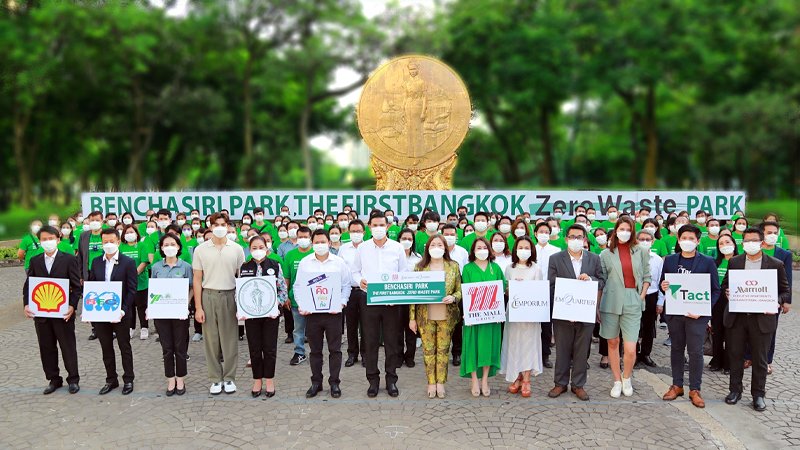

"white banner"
[665, 273, 712, 316]
[508, 280, 550, 323]
[82, 190, 746, 220]
[236, 276, 279, 319]
[81, 281, 124, 322]
[552, 278, 598, 324]
[147, 278, 191, 320]
[462, 280, 505, 326]
[294, 272, 343, 314]
[728, 269, 779, 313]
[28, 277, 71, 318]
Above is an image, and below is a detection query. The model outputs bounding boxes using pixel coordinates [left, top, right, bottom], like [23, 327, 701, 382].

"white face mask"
[190, 214, 199, 220]
[278, 231, 289, 240]
[338, 220, 349, 229]
[226, 233, 237, 241]
[735, 224, 747, 232]
[742, 241, 761, 255]
[157, 220, 170, 229]
[616, 231, 631, 243]
[76, 216, 84, 223]
[657, 219, 664, 226]
[196, 237, 205, 244]
[708, 226, 720, 236]
[608, 212, 618, 220]
[297, 238, 312, 249]
[536, 233, 550, 244]
[514, 228, 526, 237]
[498, 224, 512, 234]
[89, 221, 102, 231]
[330, 234, 341, 243]
[679, 240, 698, 253]
[288, 228, 298, 239]
[764, 234, 779, 246]
[400, 239, 413, 250]
[524, 217, 531, 223]
[146, 227, 157, 235]
[163, 246, 179, 257]
[428, 247, 445, 259]
[385, 215, 394, 223]
[350, 232, 364, 244]
[47, 219, 58, 227]
[489, 218, 497, 226]
[240, 230, 249, 238]
[595, 235, 608, 246]
[516, 249, 531, 261]
[183, 229, 193, 237]
[213, 226, 228, 238]
[251, 249, 267, 261]
[122, 217, 133, 225]
[124, 233, 137, 243]
[553, 212, 563, 219]
[587, 214, 596, 221]
[325, 220, 333, 227]
[491, 241, 505, 253]
[308, 223, 318, 231]
[102, 242, 118, 255]
[425, 222, 438, 232]
[254, 214, 264, 222]
[475, 249, 489, 261]
[719, 245, 735, 255]
[176, 219, 186, 226]
[371, 227, 387, 240]
[280, 211, 289, 217]
[550, 227, 560, 238]
[567, 239, 584, 252]
[192, 224, 201, 231]
[638, 240, 652, 251]
[444, 235, 457, 247]
[41, 239, 58, 253]
[407, 223, 419, 232]
[465, 231, 474, 236]
[107, 219, 117, 227]
[313, 243, 329, 256]
[696, 217, 706, 225]
[61, 228, 72, 236]
[474, 221, 488, 232]
[643, 226, 656, 235]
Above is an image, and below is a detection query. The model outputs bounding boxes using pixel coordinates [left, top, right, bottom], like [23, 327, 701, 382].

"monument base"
[372, 155, 457, 191]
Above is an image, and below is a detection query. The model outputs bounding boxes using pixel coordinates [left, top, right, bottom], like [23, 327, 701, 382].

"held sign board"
[551, 278, 598, 324]
[665, 273, 712, 316]
[461, 280, 505, 326]
[147, 278, 191, 319]
[235, 276, 279, 319]
[507, 280, 550, 323]
[366, 271, 446, 305]
[28, 277, 71, 318]
[81, 281, 124, 322]
[294, 272, 343, 313]
[83, 190, 746, 220]
[728, 269, 779, 313]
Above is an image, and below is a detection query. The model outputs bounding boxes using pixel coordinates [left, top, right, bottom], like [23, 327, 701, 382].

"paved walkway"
[0, 266, 797, 449]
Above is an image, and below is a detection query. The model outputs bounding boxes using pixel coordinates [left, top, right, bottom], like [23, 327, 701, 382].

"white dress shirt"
[104, 251, 119, 282]
[535, 243, 560, 281]
[569, 250, 583, 279]
[405, 252, 422, 271]
[447, 245, 469, 272]
[352, 238, 406, 289]
[296, 252, 353, 308]
[44, 250, 58, 274]
[337, 242, 360, 287]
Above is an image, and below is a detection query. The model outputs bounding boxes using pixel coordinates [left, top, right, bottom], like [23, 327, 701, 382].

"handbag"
[703, 325, 714, 356]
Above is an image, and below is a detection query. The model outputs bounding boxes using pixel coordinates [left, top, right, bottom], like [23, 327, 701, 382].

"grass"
[0, 202, 79, 242]
[745, 199, 797, 236]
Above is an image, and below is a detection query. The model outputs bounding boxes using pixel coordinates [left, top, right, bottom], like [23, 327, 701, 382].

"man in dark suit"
[77, 210, 106, 341]
[547, 224, 605, 401]
[722, 227, 791, 411]
[89, 229, 138, 395]
[22, 226, 83, 395]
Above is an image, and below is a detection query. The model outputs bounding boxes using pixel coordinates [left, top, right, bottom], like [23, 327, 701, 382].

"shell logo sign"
[32, 281, 67, 313]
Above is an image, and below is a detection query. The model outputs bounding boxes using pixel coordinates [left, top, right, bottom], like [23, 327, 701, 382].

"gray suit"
[547, 250, 604, 389]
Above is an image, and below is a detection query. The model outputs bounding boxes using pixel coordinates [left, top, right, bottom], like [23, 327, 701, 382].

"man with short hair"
[458, 211, 493, 250]
[278, 221, 301, 258]
[415, 211, 441, 254]
[755, 221, 793, 374]
[339, 219, 366, 367]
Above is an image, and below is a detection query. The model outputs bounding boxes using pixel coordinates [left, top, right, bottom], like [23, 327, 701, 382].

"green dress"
[460, 261, 505, 378]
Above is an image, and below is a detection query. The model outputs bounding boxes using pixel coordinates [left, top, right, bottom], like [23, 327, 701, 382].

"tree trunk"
[300, 100, 313, 190]
[628, 112, 642, 185]
[642, 82, 659, 188]
[242, 53, 254, 188]
[12, 105, 33, 208]
[539, 104, 555, 186]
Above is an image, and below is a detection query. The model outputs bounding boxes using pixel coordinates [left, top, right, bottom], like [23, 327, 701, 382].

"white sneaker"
[209, 382, 223, 395]
[622, 377, 633, 396]
[129, 329, 135, 339]
[140, 328, 149, 340]
[191, 333, 203, 342]
[610, 381, 622, 398]
[224, 381, 237, 394]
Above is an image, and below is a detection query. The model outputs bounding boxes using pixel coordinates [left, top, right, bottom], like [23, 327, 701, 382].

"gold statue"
[357, 55, 471, 190]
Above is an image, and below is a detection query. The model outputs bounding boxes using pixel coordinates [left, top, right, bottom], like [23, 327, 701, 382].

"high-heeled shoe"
[436, 384, 445, 399]
[471, 380, 480, 397]
[481, 381, 491, 397]
[427, 385, 436, 399]
[521, 381, 531, 398]
[264, 390, 275, 398]
[508, 374, 523, 394]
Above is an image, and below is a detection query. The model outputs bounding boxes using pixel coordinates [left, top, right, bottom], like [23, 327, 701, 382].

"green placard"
[366, 272, 446, 305]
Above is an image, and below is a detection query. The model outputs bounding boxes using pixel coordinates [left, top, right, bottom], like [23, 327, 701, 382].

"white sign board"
[508, 280, 550, 323]
[28, 277, 71, 318]
[728, 269, 779, 313]
[665, 273, 712, 316]
[552, 278, 598, 324]
[294, 272, 343, 313]
[235, 276, 279, 319]
[81, 281, 124, 322]
[462, 280, 505, 326]
[147, 278, 191, 319]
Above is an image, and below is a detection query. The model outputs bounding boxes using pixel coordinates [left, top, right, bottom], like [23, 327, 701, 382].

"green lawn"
[746, 199, 797, 236]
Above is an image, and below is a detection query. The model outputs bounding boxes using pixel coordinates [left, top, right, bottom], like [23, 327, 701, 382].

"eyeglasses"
[566, 235, 584, 241]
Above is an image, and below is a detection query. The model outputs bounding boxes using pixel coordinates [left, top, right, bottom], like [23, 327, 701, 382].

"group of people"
[19, 204, 792, 411]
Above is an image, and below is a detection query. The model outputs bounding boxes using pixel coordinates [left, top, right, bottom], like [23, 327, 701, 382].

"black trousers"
[306, 313, 343, 385]
[553, 320, 594, 388]
[189, 300, 203, 334]
[344, 289, 365, 358]
[451, 300, 463, 358]
[245, 317, 279, 379]
[282, 305, 294, 337]
[728, 315, 771, 398]
[129, 289, 148, 330]
[94, 321, 134, 384]
[637, 292, 659, 357]
[154, 319, 189, 378]
[541, 299, 556, 359]
[398, 305, 417, 363]
[710, 296, 729, 370]
[360, 296, 400, 385]
[34, 316, 79, 385]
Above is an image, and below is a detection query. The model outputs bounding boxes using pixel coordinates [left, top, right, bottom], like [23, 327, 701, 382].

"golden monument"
[356, 55, 471, 190]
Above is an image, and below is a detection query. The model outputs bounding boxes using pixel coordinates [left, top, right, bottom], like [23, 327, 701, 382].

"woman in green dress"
[460, 237, 505, 397]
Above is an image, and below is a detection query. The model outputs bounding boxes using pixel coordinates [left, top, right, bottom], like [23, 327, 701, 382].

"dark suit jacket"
[77, 230, 101, 281]
[22, 251, 83, 310]
[721, 253, 791, 333]
[88, 253, 138, 318]
[547, 249, 605, 303]
[773, 247, 793, 304]
[659, 252, 721, 318]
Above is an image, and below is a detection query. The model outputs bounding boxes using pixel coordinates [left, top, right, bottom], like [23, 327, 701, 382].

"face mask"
[297, 238, 312, 249]
[742, 241, 761, 255]
[120, 217, 132, 225]
[407, 223, 419, 231]
[89, 221, 102, 231]
[226, 233, 237, 241]
[707, 226, 720, 236]
[183, 229, 193, 237]
[325, 220, 333, 227]
[668, 225, 677, 234]
[280, 211, 289, 217]
[643, 227, 656, 235]
[608, 212, 618, 220]
[636, 216, 645, 223]
[444, 235, 457, 247]
[146, 227, 157, 235]
[595, 235, 608, 246]
[371, 227, 387, 240]
[536, 233, 550, 244]
[638, 240, 652, 251]
[550, 227, 560, 238]
[474, 221, 488, 232]
[288, 228, 298, 239]
[213, 226, 228, 238]
[425, 222, 439, 232]
[524, 217, 531, 223]
[616, 231, 631, 243]
[76, 216, 84, 223]
[315, 215, 324, 220]
[491, 241, 505, 253]
[516, 249, 531, 261]
[41, 239, 58, 253]
[190, 214, 199, 220]
[106, 219, 117, 227]
[313, 243, 329, 255]
[254, 214, 264, 222]
[159, 220, 172, 229]
[448, 220, 457, 226]
[251, 249, 267, 261]
[475, 249, 490, 261]
[489, 218, 497, 226]
[679, 240, 698, 253]
[196, 237, 205, 244]
[735, 224, 747, 232]
[173, 219, 184, 227]
[124, 233, 137, 243]
[498, 224, 512, 234]
[764, 234, 779, 246]
[308, 223, 318, 231]
[553, 212, 563, 219]
[385, 216, 394, 223]
[719, 245, 735, 255]
[465, 231, 474, 236]
[278, 231, 289, 240]
[47, 219, 58, 227]
[330, 234, 341, 243]
[514, 228, 526, 237]
[163, 246, 179, 257]
[657, 219, 664, 226]
[102, 242, 118, 255]
[400, 239, 413, 250]
[274, 221, 282, 227]
[567, 239, 584, 252]
[459, 223, 466, 229]
[190, 223, 200, 231]
[338, 220, 349, 229]
[240, 230, 249, 238]
[428, 247, 445, 259]
[350, 232, 364, 244]
[60, 227, 72, 236]
[587, 214, 596, 222]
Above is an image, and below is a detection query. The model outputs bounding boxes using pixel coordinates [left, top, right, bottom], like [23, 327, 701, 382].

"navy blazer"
[88, 252, 138, 318]
[659, 252, 721, 318]
[773, 247, 793, 304]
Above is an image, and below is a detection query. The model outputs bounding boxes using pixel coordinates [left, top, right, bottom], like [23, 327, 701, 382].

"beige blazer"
[599, 245, 651, 314]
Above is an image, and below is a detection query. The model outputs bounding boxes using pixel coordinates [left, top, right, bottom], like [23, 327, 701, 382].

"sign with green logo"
[366, 271, 446, 305]
[665, 273, 711, 316]
[147, 278, 190, 319]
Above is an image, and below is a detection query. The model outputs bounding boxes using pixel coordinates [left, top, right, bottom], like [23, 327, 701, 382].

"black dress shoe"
[330, 384, 341, 398]
[264, 390, 275, 398]
[122, 382, 134, 395]
[251, 390, 261, 398]
[43, 381, 63, 395]
[345, 355, 357, 367]
[175, 386, 185, 396]
[87, 331, 97, 341]
[387, 383, 399, 397]
[708, 365, 722, 372]
[166, 388, 176, 397]
[284, 335, 293, 344]
[452, 355, 461, 367]
[723, 369, 730, 375]
[306, 383, 323, 398]
[68, 383, 80, 394]
[543, 358, 553, 369]
[753, 396, 767, 411]
[725, 391, 742, 405]
[404, 359, 415, 368]
[99, 382, 119, 395]
[641, 356, 657, 367]
[367, 383, 379, 398]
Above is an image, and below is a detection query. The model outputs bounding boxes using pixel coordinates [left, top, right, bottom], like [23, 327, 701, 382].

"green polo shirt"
[458, 230, 494, 251]
[19, 233, 43, 270]
[280, 247, 314, 307]
[87, 232, 104, 271]
[699, 236, 719, 258]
